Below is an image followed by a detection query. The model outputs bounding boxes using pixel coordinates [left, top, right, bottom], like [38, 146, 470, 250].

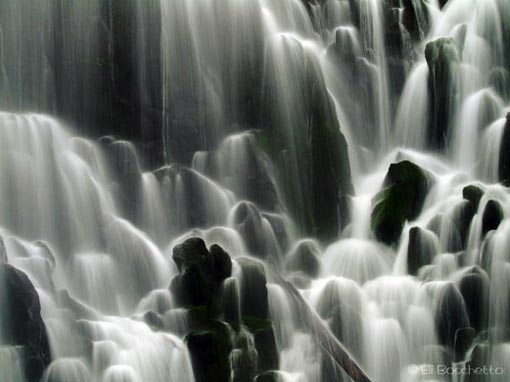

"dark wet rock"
[185, 321, 234, 382]
[171, 238, 232, 312]
[255, 371, 281, 382]
[221, 278, 241, 325]
[237, 257, 269, 320]
[174, 264, 213, 307]
[222, 132, 280, 212]
[463, 185, 484, 210]
[103, 140, 143, 221]
[458, 268, 490, 332]
[231, 202, 275, 259]
[286, 240, 322, 278]
[448, 200, 476, 252]
[425, 37, 458, 149]
[172, 238, 210, 273]
[481, 199, 503, 236]
[0, 264, 51, 381]
[243, 316, 279, 372]
[434, 283, 470, 348]
[210, 244, 233, 281]
[371, 160, 432, 245]
[454, 327, 477, 362]
[407, 227, 438, 275]
[260, 51, 353, 242]
[498, 113, 510, 186]
[231, 334, 258, 382]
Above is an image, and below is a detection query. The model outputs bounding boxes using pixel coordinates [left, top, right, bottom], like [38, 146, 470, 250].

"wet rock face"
[371, 160, 431, 246]
[499, 113, 510, 186]
[425, 37, 458, 149]
[185, 321, 233, 382]
[481, 199, 503, 237]
[407, 227, 437, 275]
[171, 238, 232, 308]
[171, 240, 278, 380]
[0, 264, 51, 381]
[458, 268, 490, 332]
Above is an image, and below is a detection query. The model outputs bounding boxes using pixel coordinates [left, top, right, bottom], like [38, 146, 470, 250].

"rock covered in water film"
[425, 37, 459, 149]
[407, 226, 438, 275]
[286, 240, 322, 278]
[371, 160, 431, 245]
[498, 113, 510, 186]
[0, 263, 51, 381]
[481, 199, 504, 236]
[463, 185, 485, 210]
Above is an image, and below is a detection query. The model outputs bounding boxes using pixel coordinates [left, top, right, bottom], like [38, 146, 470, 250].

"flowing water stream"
[0, 0, 509, 381]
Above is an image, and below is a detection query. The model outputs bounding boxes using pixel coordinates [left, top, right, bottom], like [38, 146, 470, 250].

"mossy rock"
[371, 160, 432, 245]
[185, 321, 234, 382]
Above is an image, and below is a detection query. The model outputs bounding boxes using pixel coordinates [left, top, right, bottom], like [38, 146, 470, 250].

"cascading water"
[0, 1, 509, 382]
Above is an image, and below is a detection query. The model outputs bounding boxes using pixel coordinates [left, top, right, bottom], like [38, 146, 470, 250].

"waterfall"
[1, 0, 510, 381]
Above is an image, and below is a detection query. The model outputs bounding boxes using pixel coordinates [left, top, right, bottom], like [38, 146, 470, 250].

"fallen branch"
[269, 267, 374, 382]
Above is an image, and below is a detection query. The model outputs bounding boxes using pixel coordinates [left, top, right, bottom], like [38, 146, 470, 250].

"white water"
[1, 0, 510, 381]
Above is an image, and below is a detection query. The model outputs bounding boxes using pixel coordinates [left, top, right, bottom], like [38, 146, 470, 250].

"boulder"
[0, 264, 51, 381]
[407, 227, 437, 275]
[462, 185, 484, 210]
[481, 199, 503, 236]
[286, 240, 322, 278]
[425, 37, 458, 149]
[170, 238, 232, 311]
[458, 267, 490, 331]
[371, 160, 431, 245]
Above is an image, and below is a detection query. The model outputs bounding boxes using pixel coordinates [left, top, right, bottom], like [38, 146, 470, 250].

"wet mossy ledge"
[371, 160, 433, 246]
[170, 237, 279, 382]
